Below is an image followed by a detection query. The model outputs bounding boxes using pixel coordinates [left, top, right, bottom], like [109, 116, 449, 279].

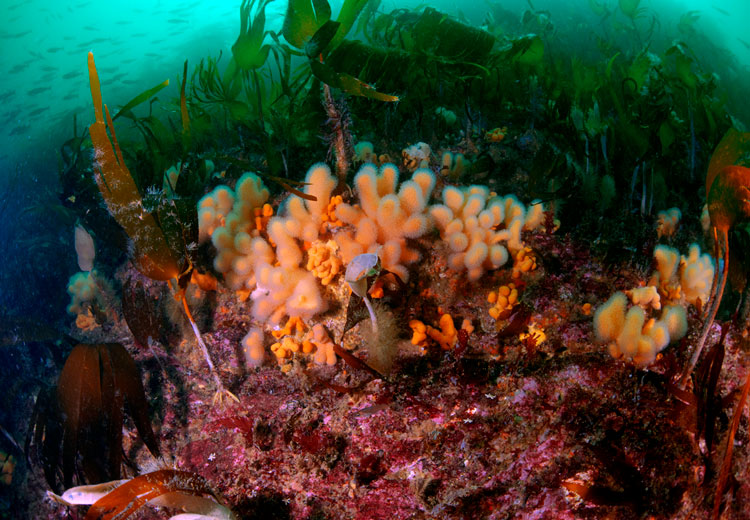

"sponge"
[430, 187, 544, 281]
[241, 327, 265, 368]
[593, 292, 627, 343]
[680, 244, 714, 306]
[593, 291, 688, 366]
[251, 263, 327, 325]
[334, 163, 436, 281]
[66, 271, 100, 314]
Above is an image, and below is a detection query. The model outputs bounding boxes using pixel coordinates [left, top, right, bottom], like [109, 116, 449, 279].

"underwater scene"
[2, 0, 750, 518]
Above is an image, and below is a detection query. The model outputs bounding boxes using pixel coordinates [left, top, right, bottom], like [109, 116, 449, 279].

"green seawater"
[1, 1, 748, 167]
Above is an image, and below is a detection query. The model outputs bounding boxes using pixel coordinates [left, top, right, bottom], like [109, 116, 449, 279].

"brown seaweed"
[27, 343, 159, 491]
[713, 367, 750, 519]
[694, 323, 728, 453]
[83, 469, 232, 520]
[88, 51, 183, 282]
[121, 278, 162, 349]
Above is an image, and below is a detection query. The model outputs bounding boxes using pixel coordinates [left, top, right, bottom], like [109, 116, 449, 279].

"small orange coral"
[410, 314, 472, 352]
[320, 194, 344, 233]
[306, 240, 342, 285]
[271, 316, 307, 339]
[269, 319, 336, 368]
[429, 314, 457, 350]
[488, 283, 519, 320]
[512, 247, 537, 279]
[75, 309, 100, 332]
[485, 126, 508, 142]
[409, 320, 428, 350]
[254, 203, 274, 233]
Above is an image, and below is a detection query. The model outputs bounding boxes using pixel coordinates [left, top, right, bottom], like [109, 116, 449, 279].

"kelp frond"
[232, 0, 274, 72]
[50, 469, 236, 520]
[87, 52, 236, 405]
[28, 343, 159, 492]
[87, 52, 182, 282]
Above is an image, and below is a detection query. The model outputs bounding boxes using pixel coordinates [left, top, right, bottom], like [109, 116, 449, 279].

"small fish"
[712, 6, 730, 16]
[167, 18, 188, 24]
[3, 107, 21, 119]
[739, 38, 750, 50]
[9, 63, 28, 74]
[82, 25, 97, 31]
[62, 92, 78, 100]
[47, 47, 63, 53]
[40, 65, 57, 72]
[62, 71, 81, 79]
[9, 125, 30, 136]
[2, 30, 31, 38]
[28, 107, 46, 116]
[28, 87, 51, 96]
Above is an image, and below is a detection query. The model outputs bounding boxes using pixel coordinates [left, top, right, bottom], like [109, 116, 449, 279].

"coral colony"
[5, 1, 750, 519]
